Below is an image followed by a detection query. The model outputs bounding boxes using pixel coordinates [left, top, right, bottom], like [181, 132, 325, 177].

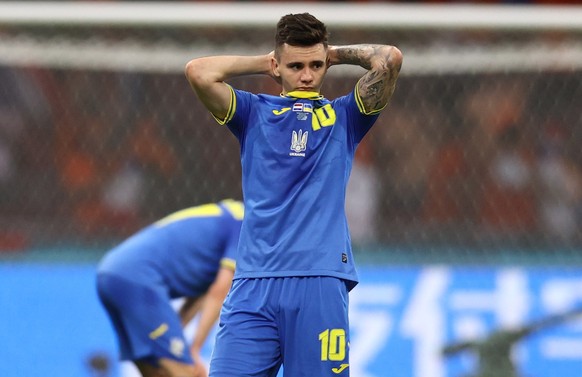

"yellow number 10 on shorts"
[319, 329, 346, 361]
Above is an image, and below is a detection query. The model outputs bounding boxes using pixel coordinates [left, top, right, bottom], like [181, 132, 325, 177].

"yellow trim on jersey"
[354, 79, 386, 115]
[212, 84, 236, 125]
[220, 257, 236, 271]
[220, 199, 244, 220]
[149, 323, 169, 340]
[284, 91, 323, 100]
[154, 203, 222, 227]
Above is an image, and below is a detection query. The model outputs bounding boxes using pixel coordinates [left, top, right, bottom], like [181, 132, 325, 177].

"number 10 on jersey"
[319, 329, 346, 361]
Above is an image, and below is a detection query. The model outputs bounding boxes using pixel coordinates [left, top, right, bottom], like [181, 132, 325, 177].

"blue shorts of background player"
[210, 276, 350, 377]
[97, 274, 193, 366]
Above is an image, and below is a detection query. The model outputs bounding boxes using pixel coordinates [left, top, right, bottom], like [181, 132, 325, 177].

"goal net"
[1, 2, 581, 259]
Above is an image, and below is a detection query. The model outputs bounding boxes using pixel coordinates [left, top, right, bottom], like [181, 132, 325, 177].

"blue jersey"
[97, 199, 243, 298]
[220, 88, 379, 289]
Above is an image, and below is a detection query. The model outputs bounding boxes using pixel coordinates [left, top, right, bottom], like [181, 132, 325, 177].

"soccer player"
[185, 13, 402, 377]
[96, 199, 244, 377]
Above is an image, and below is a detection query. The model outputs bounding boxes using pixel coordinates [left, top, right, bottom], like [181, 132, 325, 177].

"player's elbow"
[370, 46, 403, 77]
[185, 59, 201, 86]
[386, 46, 403, 73]
[185, 58, 212, 89]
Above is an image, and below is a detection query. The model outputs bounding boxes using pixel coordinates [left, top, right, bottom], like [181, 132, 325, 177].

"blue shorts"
[210, 276, 350, 377]
[96, 273, 193, 366]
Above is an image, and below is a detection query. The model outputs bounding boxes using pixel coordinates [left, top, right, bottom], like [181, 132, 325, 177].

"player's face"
[273, 43, 328, 94]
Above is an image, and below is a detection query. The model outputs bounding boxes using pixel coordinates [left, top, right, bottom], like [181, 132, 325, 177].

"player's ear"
[271, 56, 280, 78]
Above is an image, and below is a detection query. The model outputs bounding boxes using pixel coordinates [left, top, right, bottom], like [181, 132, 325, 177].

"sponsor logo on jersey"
[273, 107, 291, 116]
[332, 364, 349, 374]
[342, 253, 348, 263]
[273, 104, 313, 120]
[290, 129, 308, 157]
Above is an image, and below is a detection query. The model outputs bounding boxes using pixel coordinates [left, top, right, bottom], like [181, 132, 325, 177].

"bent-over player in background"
[96, 199, 243, 377]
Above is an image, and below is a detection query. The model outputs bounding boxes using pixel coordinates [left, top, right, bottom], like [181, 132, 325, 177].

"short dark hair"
[275, 13, 329, 56]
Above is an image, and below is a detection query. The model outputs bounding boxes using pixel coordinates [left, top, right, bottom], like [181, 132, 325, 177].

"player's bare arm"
[178, 295, 204, 327]
[189, 267, 234, 359]
[185, 54, 273, 120]
[328, 44, 403, 113]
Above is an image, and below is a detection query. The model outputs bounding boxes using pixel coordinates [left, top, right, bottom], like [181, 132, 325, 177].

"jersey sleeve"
[223, 88, 253, 142]
[335, 87, 381, 144]
[210, 84, 237, 126]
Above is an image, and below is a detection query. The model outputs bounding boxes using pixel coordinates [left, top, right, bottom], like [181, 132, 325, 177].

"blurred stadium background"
[1, 2, 582, 377]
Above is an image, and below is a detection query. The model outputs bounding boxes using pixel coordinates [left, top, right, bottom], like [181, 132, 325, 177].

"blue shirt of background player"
[97, 199, 242, 298]
[222, 88, 379, 290]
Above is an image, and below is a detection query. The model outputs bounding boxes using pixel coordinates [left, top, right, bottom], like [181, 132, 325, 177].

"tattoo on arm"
[333, 44, 377, 69]
[333, 44, 402, 113]
[359, 60, 400, 112]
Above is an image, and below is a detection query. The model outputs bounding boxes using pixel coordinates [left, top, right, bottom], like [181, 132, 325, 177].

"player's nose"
[300, 68, 314, 82]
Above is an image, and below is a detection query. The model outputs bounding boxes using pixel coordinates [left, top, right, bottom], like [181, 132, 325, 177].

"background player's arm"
[327, 44, 403, 113]
[189, 267, 235, 365]
[184, 54, 274, 120]
[178, 296, 204, 327]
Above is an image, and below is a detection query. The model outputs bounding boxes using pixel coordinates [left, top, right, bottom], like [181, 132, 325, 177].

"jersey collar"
[282, 91, 324, 100]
